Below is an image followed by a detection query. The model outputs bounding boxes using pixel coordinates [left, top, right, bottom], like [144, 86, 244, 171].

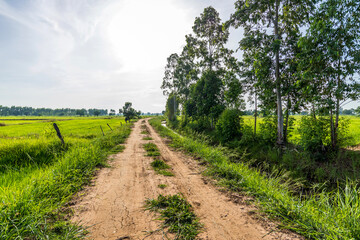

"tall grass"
[0, 118, 132, 239]
[149, 117, 360, 239]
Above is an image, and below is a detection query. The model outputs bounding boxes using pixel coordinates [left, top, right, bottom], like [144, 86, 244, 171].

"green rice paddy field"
[0, 116, 132, 239]
[243, 115, 360, 146]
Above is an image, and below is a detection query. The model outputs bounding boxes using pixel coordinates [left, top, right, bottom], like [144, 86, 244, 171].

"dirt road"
[71, 119, 301, 240]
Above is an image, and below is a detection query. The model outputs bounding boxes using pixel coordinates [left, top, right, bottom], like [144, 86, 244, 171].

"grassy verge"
[143, 143, 174, 176]
[145, 194, 202, 239]
[0, 124, 132, 239]
[149, 117, 360, 239]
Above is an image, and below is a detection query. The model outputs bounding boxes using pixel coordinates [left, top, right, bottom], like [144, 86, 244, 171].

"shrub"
[259, 116, 277, 144]
[298, 116, 331, 159]
[215, 109, 242, 143]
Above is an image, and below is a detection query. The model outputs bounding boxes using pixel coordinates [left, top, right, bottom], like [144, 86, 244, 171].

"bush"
[215, 109, 242, 143]
[258, 115, 295, 145]
[259, 116, 277, 144]
[299, 116, 331, 160]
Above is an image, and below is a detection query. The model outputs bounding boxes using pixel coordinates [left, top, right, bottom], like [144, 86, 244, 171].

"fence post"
[100, 126, 105, 136]
[53, 123, 65, 145]
[107, 123, 113, 131]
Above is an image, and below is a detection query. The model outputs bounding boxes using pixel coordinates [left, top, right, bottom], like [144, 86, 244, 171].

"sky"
[0, 0, 358, 113]
[0, 0, 244, 113]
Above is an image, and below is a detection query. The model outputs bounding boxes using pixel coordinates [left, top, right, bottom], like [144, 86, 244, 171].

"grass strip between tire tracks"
[143, 142, 174, 176]
[145, 194, 202, 240]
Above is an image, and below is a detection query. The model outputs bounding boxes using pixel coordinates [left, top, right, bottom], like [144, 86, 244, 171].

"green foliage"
[166, 93, 179, 122]
[151, 159, 170, 170]
[145, 194, 202, 239]
[215, 109, 242, 143]
[297, 0, 360, 148]
[186, 70, 225, 127]
[355, 106, 360, 116]
[259, 116, 277, 143]
[299, 116, 331, 156]
[299, 116, 351, 160]
[120, 102, 140, 120]
[143, 142, 174, 176]
[0, 105, 109, 116]
[143, 142, 158, 152]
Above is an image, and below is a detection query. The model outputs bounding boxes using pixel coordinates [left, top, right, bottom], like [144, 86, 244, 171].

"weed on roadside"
[158, 184, 167, 189]
[143, 143, 158, 152]
[108, 144, 126, 154]
[143, 143, 174, 176]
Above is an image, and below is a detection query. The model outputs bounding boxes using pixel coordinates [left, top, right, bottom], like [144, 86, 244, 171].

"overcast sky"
[0, 0, 245, 113]
[0, 0, 358, 113]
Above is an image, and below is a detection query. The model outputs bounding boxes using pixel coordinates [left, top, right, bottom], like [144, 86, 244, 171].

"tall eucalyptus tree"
[229, 0, 316, 145]
[298, 0, 360, 148]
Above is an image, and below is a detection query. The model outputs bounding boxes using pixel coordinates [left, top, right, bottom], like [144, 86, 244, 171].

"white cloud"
[0, 0, 246, 112]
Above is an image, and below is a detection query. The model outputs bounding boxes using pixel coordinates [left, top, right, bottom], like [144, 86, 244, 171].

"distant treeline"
[0, 105, 108, 116]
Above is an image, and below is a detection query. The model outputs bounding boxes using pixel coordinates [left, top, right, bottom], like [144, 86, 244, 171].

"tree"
[355, 106, 360, 116]
[191, 6, 230, 71]
[76, 109, 87, 116]
[94, 110, 100, 116]
[161, 49, 198, 122]
[161, 53, 180, 97]
[166, 93, 179, 122]
[229, 0, 316, 145]
[187, 70, 226, 128]
[183, 6, 241, 128]
[298, 0, 360, 149]
[342, 109, 354, 115]
[109, 109, 116, 116]
[120, 102, 139, 121]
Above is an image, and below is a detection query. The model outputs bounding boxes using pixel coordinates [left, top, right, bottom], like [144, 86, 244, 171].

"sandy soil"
[71, 119, 302, 240]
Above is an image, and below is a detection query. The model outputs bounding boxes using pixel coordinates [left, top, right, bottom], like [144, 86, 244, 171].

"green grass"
[157, 170, 175, 176]
[151, 160, 174, 176]
[143, 142, 159, 152]
[145, 194, 202, 239]
[143, 143, 174, 176]
[346, 115, 360, 146]
[0, 117, 125, 139]
[158, 184, 167, 189]
[0, 116, 132, 239]
[143, 136, 153, 140]
[150, 117, 360, 239]
[151, 159, 170, 170]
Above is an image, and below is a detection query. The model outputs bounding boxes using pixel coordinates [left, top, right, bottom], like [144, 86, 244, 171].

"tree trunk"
[312, 103, 316, 119]
[254, 93, 257, 137]
[274, 0, 284, 145]
[174, 95, 176, 120]
[284, 96, 291, 144]
[330, 108, 336, 149]
[334, 41, 342, 150]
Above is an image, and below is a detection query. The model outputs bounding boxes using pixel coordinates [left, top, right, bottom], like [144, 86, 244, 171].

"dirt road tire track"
[71, 119, 301, 240]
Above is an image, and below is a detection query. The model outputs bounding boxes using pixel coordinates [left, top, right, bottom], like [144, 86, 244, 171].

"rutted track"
[71, 119, 301, 240]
